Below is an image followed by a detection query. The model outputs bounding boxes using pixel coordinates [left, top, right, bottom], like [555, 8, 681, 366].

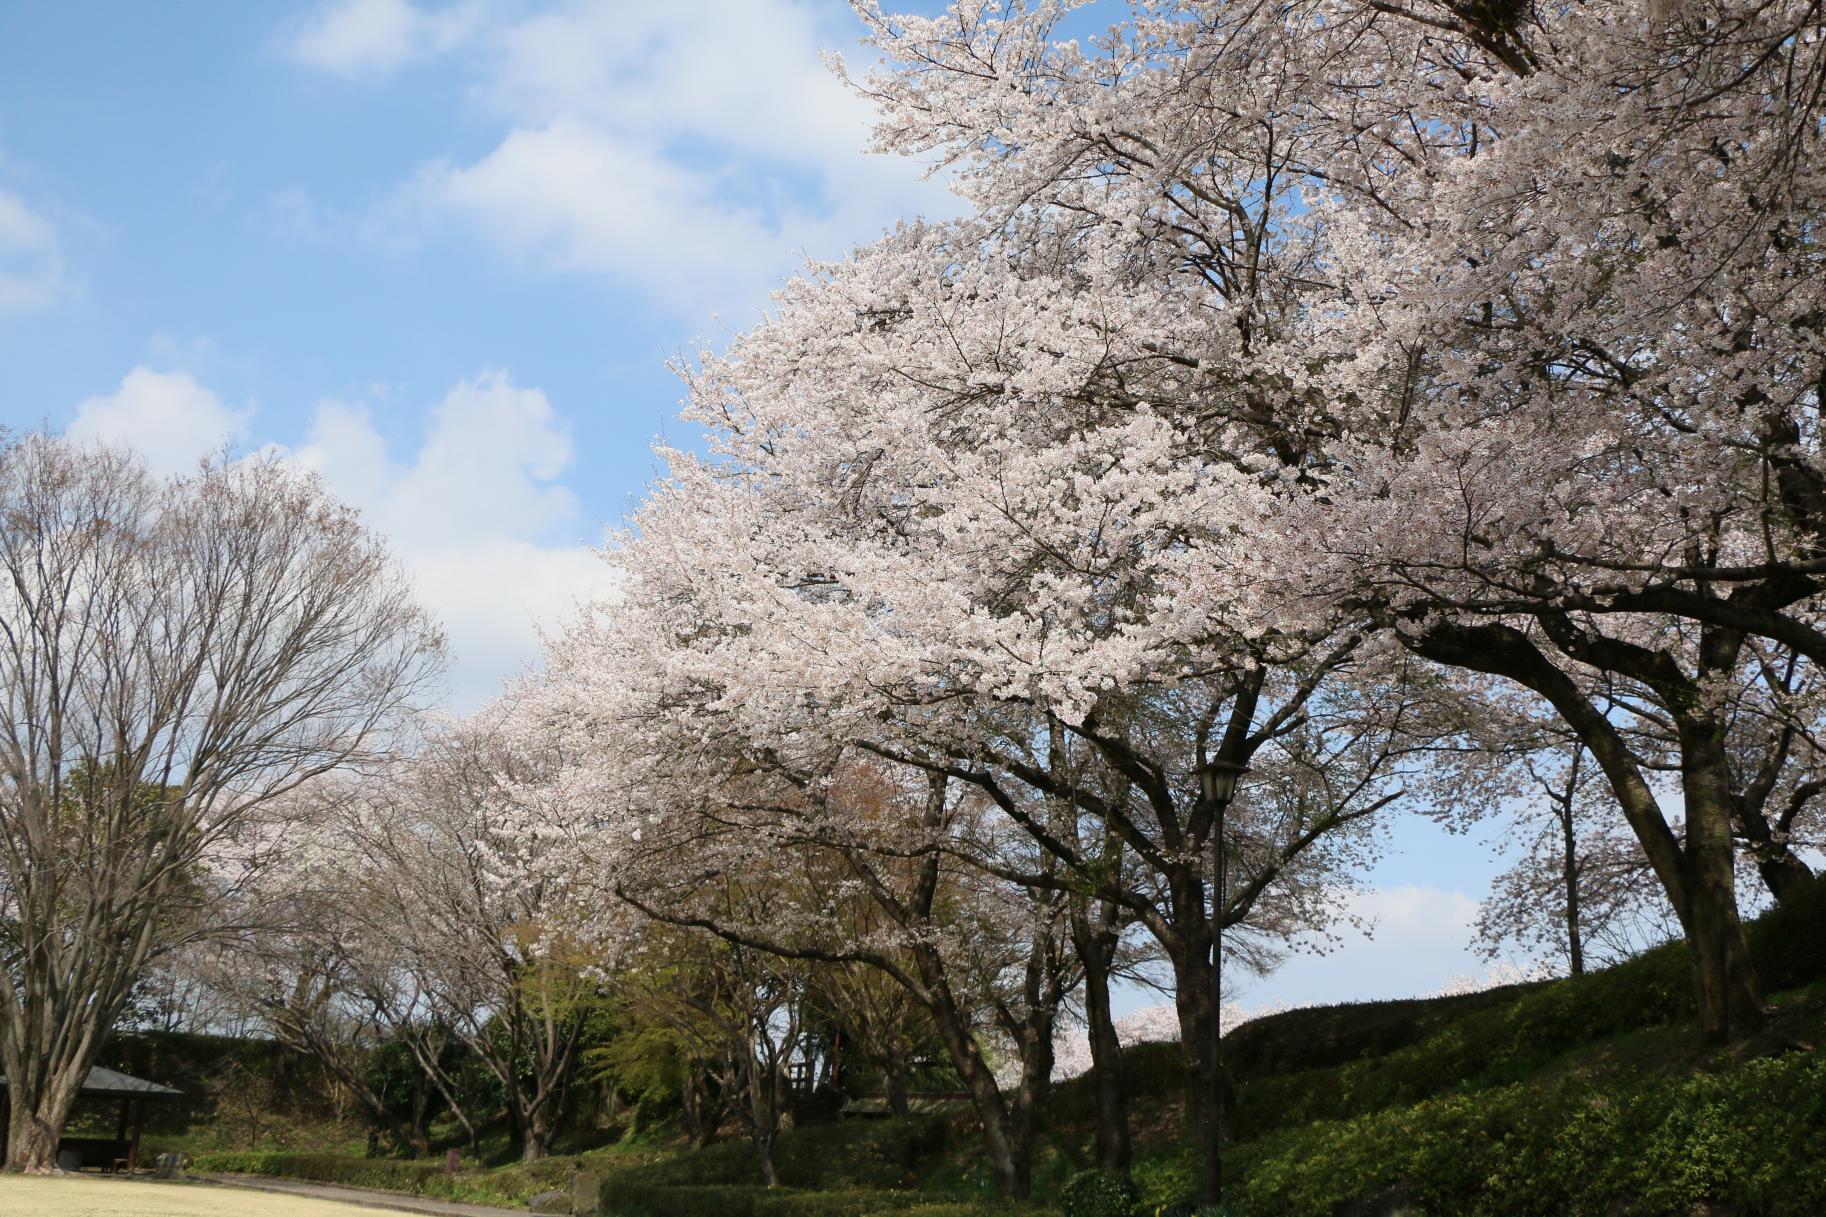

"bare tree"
[0, 435, 441, 1172]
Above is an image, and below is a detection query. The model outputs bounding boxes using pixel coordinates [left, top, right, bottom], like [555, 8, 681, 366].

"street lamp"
[1199, 758, 1248, 1208]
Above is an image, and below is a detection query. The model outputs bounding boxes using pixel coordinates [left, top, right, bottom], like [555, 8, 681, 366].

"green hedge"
[619, 1119, 949, 1191]
[1226, 1052, 1826, 1217]
[188, 1149, 449, 1193]
[597, 1183, 1005, 1217]
[1232, 876, 1826, 1142]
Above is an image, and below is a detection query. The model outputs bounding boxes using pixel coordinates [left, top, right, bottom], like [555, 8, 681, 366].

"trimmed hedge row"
[1231, 876, 1826, 1141]
[620, 1118, 949, 1191]
[190, 1147, 619, 1209]
[1226, 1051, 1826, 1217]
[597, 1182, 1026, 1217]
[188, 1149, 449, 1193]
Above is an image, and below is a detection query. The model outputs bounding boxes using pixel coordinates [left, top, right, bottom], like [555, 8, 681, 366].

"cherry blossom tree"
[325, 698, 613, 1163]
[433, 4, 1826, 1208]
[842, 0, 1826, 1052]
[1471, 736, 1681, 976]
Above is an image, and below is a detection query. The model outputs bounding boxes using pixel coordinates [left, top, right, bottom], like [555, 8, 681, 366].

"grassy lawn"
[0, 1176, 393, 1217]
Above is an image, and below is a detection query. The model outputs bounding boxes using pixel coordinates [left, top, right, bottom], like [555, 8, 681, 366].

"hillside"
[171, 878, 1826, 1217]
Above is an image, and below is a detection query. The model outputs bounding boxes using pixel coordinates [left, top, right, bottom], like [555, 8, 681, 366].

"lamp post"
[1199, 758, 1248, 1209]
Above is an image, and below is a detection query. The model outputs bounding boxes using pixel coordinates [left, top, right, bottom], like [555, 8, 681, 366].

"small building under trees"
[0, 1067, 180, 1172]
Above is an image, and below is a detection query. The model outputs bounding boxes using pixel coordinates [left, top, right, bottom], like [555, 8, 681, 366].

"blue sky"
[0, 0, 1527, 1011]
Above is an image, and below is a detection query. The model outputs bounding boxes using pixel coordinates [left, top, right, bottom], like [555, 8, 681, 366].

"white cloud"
[0, 186, 65, 313]
[405, 119, 791, 316]
[289, 371, 620, 707]
[364, 0, 957, 322]
[66, 366, 618, 711]
[408, 539, 617, 702]
[282, 0, 482, 75]
[67, 367, 252, 476]
[484, 2, 876, 165]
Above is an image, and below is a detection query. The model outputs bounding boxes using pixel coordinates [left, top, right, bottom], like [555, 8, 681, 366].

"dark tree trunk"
[1744, 827, 1817, 905]
[1677, 717, 1766, 1044]
[1168, 931, 1215, 1144]
[683, 1071, 721, 1148]
[1757, 852, 1818, 904]
[1072, 900, 1131, 1172]
[407, 1078, 431, 1159]
[884, 1052, 911, 1121]
[915, 947, 1032, 1199]
[1560, 803, 1585, 977]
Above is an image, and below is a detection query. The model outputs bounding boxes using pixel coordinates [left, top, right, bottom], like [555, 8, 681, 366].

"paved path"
[195, 1175, 527, 1217]
[0, 1175, 505, 1217]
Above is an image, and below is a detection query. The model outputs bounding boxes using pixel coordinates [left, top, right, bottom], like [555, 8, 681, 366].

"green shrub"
[601, 1182, 763, 1217]
[1061, 1169, 1141, 1217]
[186, 1150, 448, 1194]
[615, 1119, 949, 1193]
[619, 1139, 764, 1187]
[599, 1184, 962, 1217]
[1131, 1149, 1199, 1215]
[754, 1189, 931, 1217]
[773, 1118, 949, 1189]
[1226, 1052, 1826, 1217]
[885, 1205, 1044, 1217]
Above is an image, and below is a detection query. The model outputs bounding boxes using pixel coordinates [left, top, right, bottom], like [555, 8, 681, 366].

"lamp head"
[1199, 759, 1249, 805]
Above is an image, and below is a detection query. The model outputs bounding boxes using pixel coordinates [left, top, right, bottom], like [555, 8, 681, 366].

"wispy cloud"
[288, 0, 956, 322]
[66, 365, 617, 709]
[279, 0, 483, 76]
[0, 186, 66, 313]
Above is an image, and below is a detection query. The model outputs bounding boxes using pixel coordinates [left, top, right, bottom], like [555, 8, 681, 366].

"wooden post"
[129, 1100, 145, 1171]
[116, 1099, 131, 1170]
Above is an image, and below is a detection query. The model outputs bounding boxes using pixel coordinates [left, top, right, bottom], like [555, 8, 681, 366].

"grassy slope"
[186, 879, 1826, 1217]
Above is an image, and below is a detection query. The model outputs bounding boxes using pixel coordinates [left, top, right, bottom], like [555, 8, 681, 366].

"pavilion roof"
[0, 1066, 180, 1099]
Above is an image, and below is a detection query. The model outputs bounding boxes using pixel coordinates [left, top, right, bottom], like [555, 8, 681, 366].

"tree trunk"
[1167, 918, 1214, 1140]
[1747, 835, 1817, 905]
[1007, 1018, 1054, 1202]
[406, 1079, 431, 1160]
[1072, 907, 1131, 1172]
[683, 1073, 719, 1148]
[1760, 853, 1817, 904]
[884, 1054, 910, 1121]
[914, 947, 1030, 1199]
[2, 1063, 84, 1173]
[753, 1131, 780, 1188]
[1560, 806, 1585, 977]
[520, 1102, 550, 1164]
[1678, 722, 1766, 1044]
